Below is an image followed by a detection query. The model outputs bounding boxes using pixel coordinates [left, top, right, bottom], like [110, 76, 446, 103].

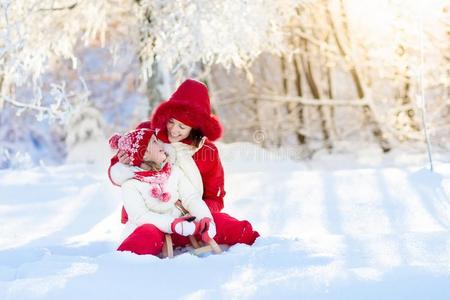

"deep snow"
[1, 143, 450, 300]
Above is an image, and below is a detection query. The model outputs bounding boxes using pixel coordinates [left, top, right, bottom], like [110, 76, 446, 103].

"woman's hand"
[196, 217, 216, 242]
[206, 221, 216, 240]
[117, 150, 132, 165]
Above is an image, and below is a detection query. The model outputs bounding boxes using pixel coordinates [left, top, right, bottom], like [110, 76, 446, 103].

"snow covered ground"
[1, 143, 450, 300]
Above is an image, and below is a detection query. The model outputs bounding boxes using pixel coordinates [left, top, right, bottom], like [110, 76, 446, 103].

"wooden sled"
[161, 234, 222, 258]
[161, 200, 222, 258]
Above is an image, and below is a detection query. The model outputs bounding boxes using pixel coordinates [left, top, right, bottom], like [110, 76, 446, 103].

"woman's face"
[166, 118, 192, 143]
[143, 135, 167, 165]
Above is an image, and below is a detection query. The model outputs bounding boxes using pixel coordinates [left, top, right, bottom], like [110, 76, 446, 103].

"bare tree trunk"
[325, 64, 337, 142]
[281, 55, 288, 94]
[402, 75, 420, 132]
[0, 75, 4, 110]
[293, 53, 306, 144]
[326, 3, 391, 152]
[300, 38, 332, 151]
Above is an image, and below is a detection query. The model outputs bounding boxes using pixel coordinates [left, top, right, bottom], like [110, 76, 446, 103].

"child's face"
[167, 118, 192, 143]
[143, 135, 167, 165]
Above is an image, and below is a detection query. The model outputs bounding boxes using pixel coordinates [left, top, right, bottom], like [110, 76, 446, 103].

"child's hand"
[171, 216, 196, 236]
[117, 150, 132, 165]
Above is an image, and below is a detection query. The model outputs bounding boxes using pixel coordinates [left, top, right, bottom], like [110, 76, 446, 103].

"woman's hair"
[141, 160, 162, 171]
[189, 128, 204, 147]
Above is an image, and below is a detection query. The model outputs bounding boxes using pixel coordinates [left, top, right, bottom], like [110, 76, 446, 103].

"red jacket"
[108, 121, 226, 223]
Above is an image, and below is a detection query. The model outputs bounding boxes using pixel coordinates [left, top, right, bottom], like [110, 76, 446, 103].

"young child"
[108, 128, 216, 248]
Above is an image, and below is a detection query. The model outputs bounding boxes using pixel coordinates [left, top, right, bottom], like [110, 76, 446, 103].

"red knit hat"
[109, 128, 154, 167]
[151, 79, 223, 141]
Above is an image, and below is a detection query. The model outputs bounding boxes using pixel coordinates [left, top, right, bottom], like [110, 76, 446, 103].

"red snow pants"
[117, 212, 260, 255]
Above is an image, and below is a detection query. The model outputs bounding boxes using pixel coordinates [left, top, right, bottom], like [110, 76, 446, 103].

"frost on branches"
[207, 0, 450, 157]
[136, 0, 301, 81]
[0, 0, 302, 167]
[0, 0, 300, 117]
[0, 0, 136, 118]
[0, 0, 138, 167]
[0, 0, 448, 167]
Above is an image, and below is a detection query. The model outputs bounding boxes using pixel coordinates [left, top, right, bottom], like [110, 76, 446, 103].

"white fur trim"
[169, 142, 203, 194]
[109, 163, 138, 186]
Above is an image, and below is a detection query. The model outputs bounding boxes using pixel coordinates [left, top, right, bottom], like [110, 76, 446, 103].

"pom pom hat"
[109, 128, 172, 202]
[151, 79, 223, 141]
[109, 128, 154, 167]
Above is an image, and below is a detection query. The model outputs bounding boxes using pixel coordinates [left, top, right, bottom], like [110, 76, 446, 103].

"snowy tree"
[207, 0, 449, 157]
[135, 0, 301, 80]
[0, 0, 301, 117]
[0, 0, 143, 117]
[0, 0, 448, 166]
[0, 0, 142, 166]
[0, 0, 305, 166]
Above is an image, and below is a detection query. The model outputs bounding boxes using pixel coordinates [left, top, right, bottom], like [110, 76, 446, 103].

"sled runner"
[161, 234, 222, 258]
[161, 201, 222, 258]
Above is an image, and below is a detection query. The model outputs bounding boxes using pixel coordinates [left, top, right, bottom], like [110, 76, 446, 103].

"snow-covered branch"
[135, 0, 302, 81]
[0, 0, 135, 119]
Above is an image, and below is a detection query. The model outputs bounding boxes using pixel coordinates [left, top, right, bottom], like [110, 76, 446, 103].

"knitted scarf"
[133, 162, 172, 202]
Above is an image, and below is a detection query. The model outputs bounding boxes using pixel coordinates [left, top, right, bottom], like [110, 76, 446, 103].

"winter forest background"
[0, 0, 448, 168]
[1, 1, 450, 299]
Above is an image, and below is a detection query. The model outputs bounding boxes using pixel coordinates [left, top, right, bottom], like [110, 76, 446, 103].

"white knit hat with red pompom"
[109, 128, 154, 167]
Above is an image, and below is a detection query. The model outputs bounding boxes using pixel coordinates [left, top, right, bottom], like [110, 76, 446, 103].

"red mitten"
[196, 217, 216, 242]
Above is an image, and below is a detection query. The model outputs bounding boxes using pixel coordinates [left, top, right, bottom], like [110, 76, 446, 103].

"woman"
[109, 79, 259, 254]
[109, 128, 216, 255]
